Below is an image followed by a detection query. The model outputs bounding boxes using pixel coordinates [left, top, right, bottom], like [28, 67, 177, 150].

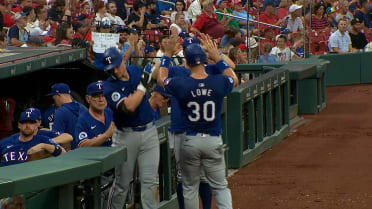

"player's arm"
[27, 143, 66, 156]
[199, 33, 239, 86]
[52, 133, 73, 144]
[79, 122, 115, 147]
[158, 36, 179, 87]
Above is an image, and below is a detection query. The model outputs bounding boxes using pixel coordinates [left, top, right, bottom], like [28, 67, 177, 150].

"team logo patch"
[111, 92, 121, 102]
[164, 78, 171, 86]
[79, 132, 88, 140]
[228, 77, 234, 84]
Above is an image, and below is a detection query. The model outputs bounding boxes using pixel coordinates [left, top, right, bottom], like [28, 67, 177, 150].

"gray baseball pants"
[108, 123, 160, 209]
[180, 134, 232, 209]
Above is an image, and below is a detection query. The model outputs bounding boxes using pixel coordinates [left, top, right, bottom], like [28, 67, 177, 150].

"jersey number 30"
[187, 101, 216, 122]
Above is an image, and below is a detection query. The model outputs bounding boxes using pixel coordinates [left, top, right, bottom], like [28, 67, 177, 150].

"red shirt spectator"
[3, 12, 15, 27]
[311, 2, 330, 31]
[191, 1, 224, 39]
[259, 1, 281, 34]
[11, 0, 32, 13]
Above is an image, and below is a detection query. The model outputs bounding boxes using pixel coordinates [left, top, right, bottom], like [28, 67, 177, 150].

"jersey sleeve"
[104, 83, 130, 110]
[163, 78, 178, 97]
[205, 64, 221, 75]
[75, 119, 89, 145]
[223, 75, 235, 95]
[40, 135, 59, 146]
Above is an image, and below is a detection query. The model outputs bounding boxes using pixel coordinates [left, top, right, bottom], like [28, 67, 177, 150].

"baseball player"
[75, 81, 115, 209]
[75, 80, 115, 148]
[47, 83, 87, 150]
[161, 35, 238, 209]
[156, 35, 237, 209]
[25, 107, 73, 147]
[0, 109, 65, 167]
[102, 47, 159, 209]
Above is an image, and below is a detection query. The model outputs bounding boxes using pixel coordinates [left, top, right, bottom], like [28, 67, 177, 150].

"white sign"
[92, 32, 120, 53]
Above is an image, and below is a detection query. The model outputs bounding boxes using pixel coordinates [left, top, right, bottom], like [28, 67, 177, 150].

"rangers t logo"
[106, 57, 112, 64]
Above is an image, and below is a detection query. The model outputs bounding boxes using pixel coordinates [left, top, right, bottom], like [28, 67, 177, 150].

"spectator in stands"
[54, 23, 74, 47]
[33, 5, 49, 33]
[335, 0, 353, 24]
[12, 0, 31, 13]
[328, 19, 352, 53]
[170, 13, 189, 36]
[349, 18, 368, 51]
[246, 37, 259, 63]
[220, 25, 242, 47]
[94, 1, 112, 26]
[311, 2, 330, 31]
[0, 109, 65, 167]
[270, 34, 299, 61]
[232, 0, 256, 30]
[156, 0, 174, 16]
[286, 4, 303, 33]
[0, 0, 15, 28]
[0, 32, 5, 47]
[0, 195, 25, 209]
[7, 12, 29, 47]
[145, 0, 168, 29]
[259, 42, 277, 63]
[187, 0, 202, 23]
[277, 0, 291, 19]
[47, 0, 67, 23]
[259, 27, 276, 53]
[113, 0, 127, 22]
[127, 0, 149, 29]
[228, 44, 248, 64]
[143, 45, 157, 73]
[216, 0, 240, 29]
[27, 31, 44, 46]
[191, 0, 224, 39]
[107, 1, 125, 26]
[47, 83, 87, 150]
[326, 7, 338, 31]
[354, 0, 371, 28]
[23, 6, 35, 32]
[171, 0, 191, 25]
[72, 21, 88, 40]
[76, 13, 93, 41]
[292, 33, 305, 57]
[259, 0, 285, 35]
[149, 85, 170, 120]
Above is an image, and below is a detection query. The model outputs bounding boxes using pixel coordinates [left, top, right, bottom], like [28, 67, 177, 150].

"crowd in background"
[0, 0, 372, 65]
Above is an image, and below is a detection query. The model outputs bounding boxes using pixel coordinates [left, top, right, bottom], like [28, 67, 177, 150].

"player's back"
[165, 74, 234, 136]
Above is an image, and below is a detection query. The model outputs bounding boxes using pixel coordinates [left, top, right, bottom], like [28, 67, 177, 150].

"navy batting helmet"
[184, 44, 207, 66]
[182, 37, 199, 50]
[103, 47, 123, 71]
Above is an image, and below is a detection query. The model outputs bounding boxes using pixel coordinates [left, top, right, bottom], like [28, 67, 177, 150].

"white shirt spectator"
[107, 13, 125, 26]
[270, 47, 295, 62]
[328, 30, 351, 53]
[286, 15, 303, 33]
[188, 0, 202, 23]
[171, 11, 191, 25]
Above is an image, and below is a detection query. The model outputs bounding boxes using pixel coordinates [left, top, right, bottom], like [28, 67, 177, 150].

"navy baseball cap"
[25, 107, 42, 120]
[182, 37, 199, 50]
[184, 44, 207, 66]
[153, 85, 171, 98]
[47, 83, 71, 96]
[179, 31, 190, 39]
[19, 109, 39, 123]
[144, 45, 155, 54]
[87, 81, 104, 95]
[103, 47, 123, 71]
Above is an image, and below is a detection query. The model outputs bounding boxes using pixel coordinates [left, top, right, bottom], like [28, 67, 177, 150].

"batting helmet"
[103, 47, 123, 71]
[184, 44, 207, 66]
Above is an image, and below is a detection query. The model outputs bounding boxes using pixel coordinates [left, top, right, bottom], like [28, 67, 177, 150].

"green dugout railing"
[0, 147, 126, 209]
[226, 69, 290, 169]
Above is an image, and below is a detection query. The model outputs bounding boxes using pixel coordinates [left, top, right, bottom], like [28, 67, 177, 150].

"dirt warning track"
[225, 84, 372, 209]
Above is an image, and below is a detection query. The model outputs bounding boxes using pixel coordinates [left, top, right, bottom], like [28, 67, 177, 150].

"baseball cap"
[289, 4, 302, 13]
[144, 45, 155, 54]
[87, 80, 104, 95]
[153, 85, 171, 98]
[351, 18, 363, 25]
[14, 12, 27, 21]
[25, 107, 42, 120]
[238, 43, 247, 50]
[326, 7, 336, 14]
[184, 44, 207, 66]
[263, 0, 275, 7]
[128, 27, 139, 34]
[47, 83, 71, 96]
[179, 31, 190, 38]
[19, 109, 39, 123]
[182, 37, 199, 49]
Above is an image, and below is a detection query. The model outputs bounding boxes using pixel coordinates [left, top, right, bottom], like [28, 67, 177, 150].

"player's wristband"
[216, 59, 230, 73]
[52, 145, 62, 156]
[137, 83, 147, 93]
[160, 56, 172, 68]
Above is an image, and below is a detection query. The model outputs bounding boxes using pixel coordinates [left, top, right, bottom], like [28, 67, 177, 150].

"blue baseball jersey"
[52, 101, 87, 149]
[164, 74, 234, 136]
[0, 133, 58, 167]
[41, 105, 57, 129]
[75, 108, 114, 147]
[167, 65, 222, 133]
[37, 129, 60, 139]
[104, 65, 154, 128]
